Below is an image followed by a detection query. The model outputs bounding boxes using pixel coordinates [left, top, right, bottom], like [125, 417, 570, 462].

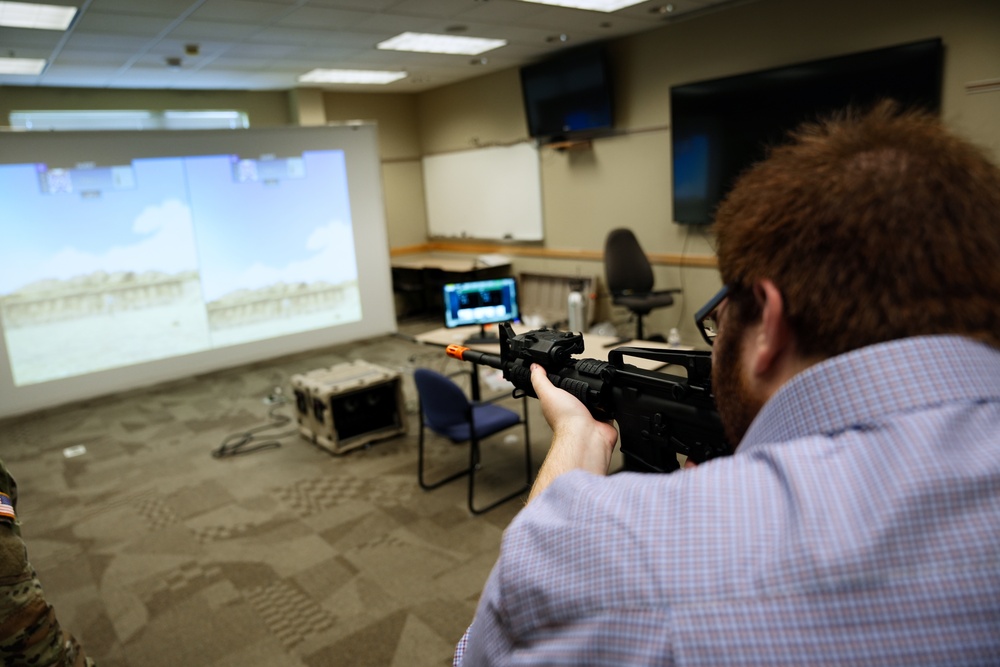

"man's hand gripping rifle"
[446, 323, 730, 473]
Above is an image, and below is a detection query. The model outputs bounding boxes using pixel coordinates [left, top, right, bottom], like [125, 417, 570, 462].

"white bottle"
[667, 328, 681, 346]
[567, 285, 586, 332]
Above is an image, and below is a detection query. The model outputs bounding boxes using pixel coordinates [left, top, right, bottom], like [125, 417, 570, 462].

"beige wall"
[320, 92, 427, 249]
[413, 0, 1000, 344]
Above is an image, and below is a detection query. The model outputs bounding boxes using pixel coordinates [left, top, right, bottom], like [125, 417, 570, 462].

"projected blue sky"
[186, 151, 356, 302]
[0, 150, 356, 299]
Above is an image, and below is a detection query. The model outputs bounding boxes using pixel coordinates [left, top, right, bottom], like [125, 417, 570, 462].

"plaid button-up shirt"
[455, 335, 1000, 666]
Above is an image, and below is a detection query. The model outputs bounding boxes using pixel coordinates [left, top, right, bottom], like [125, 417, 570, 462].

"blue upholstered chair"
[414, 368, 532, 514]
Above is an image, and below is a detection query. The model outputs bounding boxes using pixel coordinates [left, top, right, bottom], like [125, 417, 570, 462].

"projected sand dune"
[0, 273, 363, 385]
[1, 270, 209, 385]
[1, 270, 200, 327]
[205, 279, 362, 349]
[206, 280, 360, 329]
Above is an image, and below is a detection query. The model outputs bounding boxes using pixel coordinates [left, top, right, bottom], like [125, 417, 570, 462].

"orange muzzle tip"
[445, 344, 469, 359]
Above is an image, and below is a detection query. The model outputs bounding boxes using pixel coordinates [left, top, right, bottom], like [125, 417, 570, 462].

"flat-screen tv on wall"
[520, 43, 614, 145]
[670, 38, 944, 225]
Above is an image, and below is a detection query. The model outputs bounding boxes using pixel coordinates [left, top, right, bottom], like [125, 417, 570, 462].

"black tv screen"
[520, 44, 614, 144]
[670, 38, 944, 225]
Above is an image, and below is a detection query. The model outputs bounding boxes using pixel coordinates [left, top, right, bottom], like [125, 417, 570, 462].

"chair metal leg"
[468, 450, 530, 514]
[522, 396, 533, 486]
[467, 400, 533, 515]
[417, 408, 471, 491]
[417, 396, 534, 515]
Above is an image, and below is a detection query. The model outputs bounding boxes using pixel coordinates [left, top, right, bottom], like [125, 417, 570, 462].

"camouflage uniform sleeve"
[0, 460, 95, 667]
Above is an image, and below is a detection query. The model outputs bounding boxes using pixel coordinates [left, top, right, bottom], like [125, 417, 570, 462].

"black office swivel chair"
[603, 228, 681, 341]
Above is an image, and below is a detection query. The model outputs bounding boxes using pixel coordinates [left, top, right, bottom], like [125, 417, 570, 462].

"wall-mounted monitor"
[443, 277, 519, 344]
[520, 43, 614, 145]
[670, 38, 944, 225]
[0, 124, 396, 419]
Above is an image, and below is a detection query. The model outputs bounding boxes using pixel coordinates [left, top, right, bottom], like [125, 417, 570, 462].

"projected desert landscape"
[0, 149, 361, 386]
[206, 279, 361, 347]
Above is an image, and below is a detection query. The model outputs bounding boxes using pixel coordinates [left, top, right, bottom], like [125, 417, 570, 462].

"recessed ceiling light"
[0, 1, 77, 30]
[298, 69, 408, 85]
[517, 0, 646, 12]
[0, 57, 46, 75]
[377, 32, 506, 56]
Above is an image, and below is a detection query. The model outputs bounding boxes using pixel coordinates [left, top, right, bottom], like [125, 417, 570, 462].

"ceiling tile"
[275, 5, 374, 29]
[166, 19, 263, 40]
[307, 0, 402, 10]
[0, 0, 753, 92]
[0, 28, 65, 52]
[73, 10, 179, 37]
[88, 0, 196, 17]
[190, 0, 297, 23]
[63, 33, 159, 51]
[53, 49, 137, 67]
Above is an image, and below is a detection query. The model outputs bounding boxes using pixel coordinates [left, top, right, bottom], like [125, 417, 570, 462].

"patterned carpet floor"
[0, 319, 553, 666]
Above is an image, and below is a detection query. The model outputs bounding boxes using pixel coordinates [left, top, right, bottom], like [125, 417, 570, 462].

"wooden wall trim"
[390, 241, 718, 268]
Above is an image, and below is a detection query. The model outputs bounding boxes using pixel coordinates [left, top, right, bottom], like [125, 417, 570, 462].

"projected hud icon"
[0, 150, 361, 386]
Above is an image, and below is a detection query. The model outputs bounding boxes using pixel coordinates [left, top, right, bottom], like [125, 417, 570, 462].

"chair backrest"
[604, 228, 654, 295]
[413, 368, 471, 435]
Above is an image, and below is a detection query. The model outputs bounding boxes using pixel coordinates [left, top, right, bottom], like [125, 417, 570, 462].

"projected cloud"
[31, 199, 199, 285]
[205, 219, 357, 302]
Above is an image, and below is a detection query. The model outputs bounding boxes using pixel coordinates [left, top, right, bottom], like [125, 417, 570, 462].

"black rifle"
[446, 323, 730, 473]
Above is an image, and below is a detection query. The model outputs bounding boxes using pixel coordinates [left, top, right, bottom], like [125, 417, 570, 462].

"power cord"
[211, 388, 299, 458]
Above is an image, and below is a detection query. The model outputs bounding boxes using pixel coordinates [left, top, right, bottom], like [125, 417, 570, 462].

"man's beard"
[712, 322, 766, 450]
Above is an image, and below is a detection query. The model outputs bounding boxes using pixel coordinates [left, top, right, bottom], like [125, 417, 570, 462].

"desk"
[391, 255, 512, 317]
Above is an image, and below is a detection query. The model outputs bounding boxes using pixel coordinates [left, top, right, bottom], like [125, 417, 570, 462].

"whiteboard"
[423, 142, 543, 241]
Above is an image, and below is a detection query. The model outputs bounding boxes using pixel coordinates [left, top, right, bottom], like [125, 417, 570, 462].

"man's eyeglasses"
[694, 284, 731, 346]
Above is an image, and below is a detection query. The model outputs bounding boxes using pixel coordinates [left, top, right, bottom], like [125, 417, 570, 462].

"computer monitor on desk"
[443, 277, 520, 345]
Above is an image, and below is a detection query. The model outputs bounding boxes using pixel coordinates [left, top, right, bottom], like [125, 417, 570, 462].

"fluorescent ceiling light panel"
[516, 0, 647, 11]
[378, 32, 506, 56]
[0, 57, 46, 75]
[0, 1, 77, 30]
[298, 69, 407, 85]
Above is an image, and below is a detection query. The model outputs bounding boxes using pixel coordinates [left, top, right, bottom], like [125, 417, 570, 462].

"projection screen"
[0, 123, 396, 419]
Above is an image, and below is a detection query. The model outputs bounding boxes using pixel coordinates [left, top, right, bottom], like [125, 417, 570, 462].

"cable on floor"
[211, 389, 298, 458]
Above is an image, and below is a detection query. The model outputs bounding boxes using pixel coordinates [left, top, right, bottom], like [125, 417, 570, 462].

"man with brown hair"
[454, 102, 1000, 665]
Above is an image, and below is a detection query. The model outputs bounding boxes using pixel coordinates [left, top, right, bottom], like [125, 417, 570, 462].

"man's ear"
[749, 279, 791, 377]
